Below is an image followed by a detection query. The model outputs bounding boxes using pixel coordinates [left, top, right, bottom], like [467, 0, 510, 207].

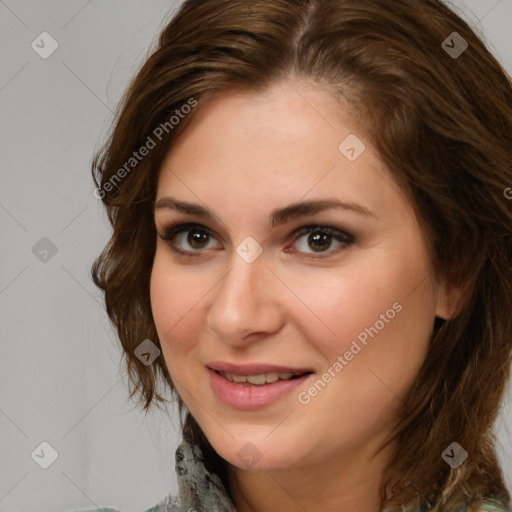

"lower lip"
[208, 369, 313, 410]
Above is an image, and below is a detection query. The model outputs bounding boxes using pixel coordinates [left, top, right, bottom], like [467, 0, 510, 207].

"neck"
[226, 442, 394, 512]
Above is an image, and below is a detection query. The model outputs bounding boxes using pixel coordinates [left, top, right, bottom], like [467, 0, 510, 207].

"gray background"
[0, 1, 511, 511]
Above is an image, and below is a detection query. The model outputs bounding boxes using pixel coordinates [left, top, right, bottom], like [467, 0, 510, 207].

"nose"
[205, 251, 285, 346]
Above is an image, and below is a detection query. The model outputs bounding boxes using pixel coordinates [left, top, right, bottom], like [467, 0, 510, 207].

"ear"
[434, 271, 468, 320]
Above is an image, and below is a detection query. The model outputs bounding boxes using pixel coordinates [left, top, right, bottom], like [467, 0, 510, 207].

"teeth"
[247, 374, 266, 385]
[262, 372, 279, 383]
[220, 371, 301, 385]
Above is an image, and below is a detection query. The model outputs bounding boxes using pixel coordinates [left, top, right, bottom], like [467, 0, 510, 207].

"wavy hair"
[91, 0, 512, 509]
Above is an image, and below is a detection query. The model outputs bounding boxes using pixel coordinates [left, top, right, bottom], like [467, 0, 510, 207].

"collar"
[173, 439, 510, 512]
[172, 439, 420, 512]
[172, 439, 416, 512]
[174, 439, 238, 512]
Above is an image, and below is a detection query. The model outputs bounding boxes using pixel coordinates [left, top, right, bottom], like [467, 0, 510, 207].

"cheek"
[286, 251, 434, 371]
[150, 237, 435, 373]
[149, 252, 215, 362]
[150, 255, 193, 349]
[150, 258, 178, 336]
[280, 264, 402, 351]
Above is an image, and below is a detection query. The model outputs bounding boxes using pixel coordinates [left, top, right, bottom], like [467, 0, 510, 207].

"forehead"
[155, 81, 411, 228]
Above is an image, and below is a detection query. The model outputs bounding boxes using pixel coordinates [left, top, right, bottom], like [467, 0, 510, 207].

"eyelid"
[291, 224, 354, 243]
[157, 222, 222, 257]
[157, 220, 355, 257]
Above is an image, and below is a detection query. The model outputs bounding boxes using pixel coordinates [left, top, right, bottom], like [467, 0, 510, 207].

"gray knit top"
[76, 438, 511, 512]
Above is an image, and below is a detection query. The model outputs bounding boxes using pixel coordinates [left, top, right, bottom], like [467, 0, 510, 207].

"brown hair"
[91, 0, 512, 509]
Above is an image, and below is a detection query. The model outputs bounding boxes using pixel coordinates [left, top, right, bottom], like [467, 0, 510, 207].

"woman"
[81, 0, 512, 510]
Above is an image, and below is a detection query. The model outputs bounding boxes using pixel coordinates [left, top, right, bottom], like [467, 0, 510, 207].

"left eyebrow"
[154, 197, 377, 228]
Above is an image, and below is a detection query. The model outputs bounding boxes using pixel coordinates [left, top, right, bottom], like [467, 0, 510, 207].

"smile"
[219, 370, 307, 385]
[208, 368, 314, 410]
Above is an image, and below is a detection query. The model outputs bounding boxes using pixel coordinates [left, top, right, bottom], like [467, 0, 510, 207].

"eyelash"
[157, 221, 355, 259]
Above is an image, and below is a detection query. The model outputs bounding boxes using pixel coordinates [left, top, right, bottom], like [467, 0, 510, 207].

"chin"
[204, 428, 310, 471]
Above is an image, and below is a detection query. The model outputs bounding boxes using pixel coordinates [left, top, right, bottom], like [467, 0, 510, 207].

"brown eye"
[158, 222, 354, 258]
[158, 222, 221, 255]
[186, 229, 210, 249]
[287, 225, 354, 256]
[307, 231, 332, 252]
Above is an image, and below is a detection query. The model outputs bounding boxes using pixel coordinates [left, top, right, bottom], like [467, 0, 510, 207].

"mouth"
[207, 361, 313, 376]
[206, 363, 315, 409]
[214, 370, 312, 386]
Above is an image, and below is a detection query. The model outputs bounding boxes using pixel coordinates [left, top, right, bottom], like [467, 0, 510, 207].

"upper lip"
[207, 361, 313, 375]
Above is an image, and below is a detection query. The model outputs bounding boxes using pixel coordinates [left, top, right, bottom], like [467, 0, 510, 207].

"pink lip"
[207, 368, 314, 410]
[207, 361, 312, 375]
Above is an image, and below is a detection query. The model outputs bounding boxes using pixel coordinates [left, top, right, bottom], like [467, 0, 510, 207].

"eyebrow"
[154, 197, 377, 228]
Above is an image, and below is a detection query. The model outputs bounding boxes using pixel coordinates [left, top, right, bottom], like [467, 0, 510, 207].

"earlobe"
[434, 273, 468, 320]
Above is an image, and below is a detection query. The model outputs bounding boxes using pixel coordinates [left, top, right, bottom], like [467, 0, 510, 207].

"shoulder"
[401, 496, 512, 512]
[73, 493, 182, 512]
[439, 497, 512, 512]
[476, 497, 512, 512]
[145, 493, 182, 511]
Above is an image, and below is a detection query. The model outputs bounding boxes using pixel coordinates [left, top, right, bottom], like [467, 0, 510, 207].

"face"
[150, 80, 454, 472]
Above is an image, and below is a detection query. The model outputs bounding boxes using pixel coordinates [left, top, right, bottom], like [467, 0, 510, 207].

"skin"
[150, 79, 462, 512]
